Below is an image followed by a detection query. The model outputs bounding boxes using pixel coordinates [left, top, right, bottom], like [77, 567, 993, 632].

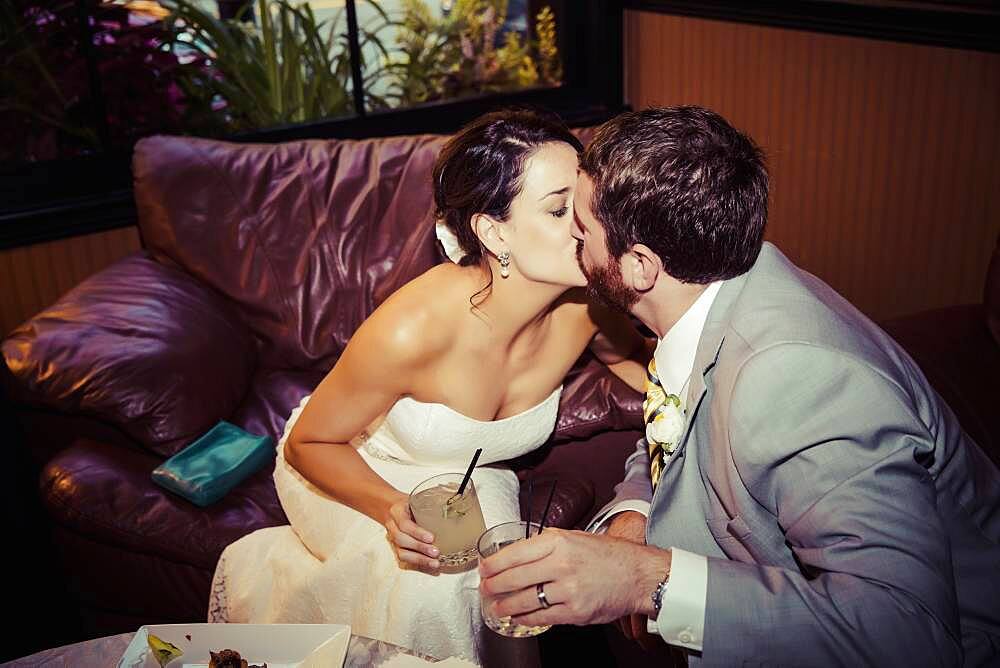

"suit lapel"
[656, 272, 750, 481]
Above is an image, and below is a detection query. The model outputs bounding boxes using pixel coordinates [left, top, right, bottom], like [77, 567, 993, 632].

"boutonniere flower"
[646, 394, 684, 454]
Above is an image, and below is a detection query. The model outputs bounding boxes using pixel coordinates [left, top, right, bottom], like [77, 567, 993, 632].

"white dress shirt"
[590, 281, 722, 652]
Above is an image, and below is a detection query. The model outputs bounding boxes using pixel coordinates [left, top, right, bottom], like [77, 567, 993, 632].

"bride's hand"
[385, 495, 441, 572]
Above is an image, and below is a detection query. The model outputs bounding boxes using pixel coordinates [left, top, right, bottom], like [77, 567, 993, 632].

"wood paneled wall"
[0, 227, 141, 337]
[625, 10, 1000, 320]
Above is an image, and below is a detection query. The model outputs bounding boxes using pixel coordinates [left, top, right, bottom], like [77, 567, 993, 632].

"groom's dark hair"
[581, 106, 768, 284]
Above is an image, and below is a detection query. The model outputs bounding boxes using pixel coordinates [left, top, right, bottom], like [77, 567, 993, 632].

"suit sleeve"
[702, 344, 962, 667]
[586, 438, 653, 532]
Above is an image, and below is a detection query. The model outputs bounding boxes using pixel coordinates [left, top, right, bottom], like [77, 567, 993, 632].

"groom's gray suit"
[604, 243, 1000, 666]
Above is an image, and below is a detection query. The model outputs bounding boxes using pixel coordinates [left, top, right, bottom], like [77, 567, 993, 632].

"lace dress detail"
[209, 387, 561, 662]
[207, 553, 229, 623]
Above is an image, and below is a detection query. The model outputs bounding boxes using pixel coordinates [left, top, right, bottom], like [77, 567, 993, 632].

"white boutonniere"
[646, 394, 684, 455]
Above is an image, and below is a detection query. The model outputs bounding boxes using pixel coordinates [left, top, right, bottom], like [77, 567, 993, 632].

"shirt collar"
[653, 281, 723, 400]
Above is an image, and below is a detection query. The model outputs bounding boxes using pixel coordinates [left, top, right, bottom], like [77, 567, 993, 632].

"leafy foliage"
[0, 0, 214, 162]
[382, 0, 562, 108]
[1, 0, 563, 162]
[158, 0, 395, 129]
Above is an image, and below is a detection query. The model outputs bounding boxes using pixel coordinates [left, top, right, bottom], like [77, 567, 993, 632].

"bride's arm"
[284, 300, 447, 571]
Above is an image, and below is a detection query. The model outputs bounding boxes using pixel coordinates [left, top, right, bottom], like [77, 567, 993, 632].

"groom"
[479, 106, 1000, 666]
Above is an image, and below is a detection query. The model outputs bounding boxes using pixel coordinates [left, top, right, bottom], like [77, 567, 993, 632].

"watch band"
[650, 565, 672, 617]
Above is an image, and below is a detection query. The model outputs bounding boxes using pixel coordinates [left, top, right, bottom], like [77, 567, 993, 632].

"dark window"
[0, 0, 622, 248]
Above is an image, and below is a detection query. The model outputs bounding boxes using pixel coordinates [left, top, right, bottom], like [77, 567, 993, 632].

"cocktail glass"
[477, 521, 552, 637]
[409, 472, 487, 567]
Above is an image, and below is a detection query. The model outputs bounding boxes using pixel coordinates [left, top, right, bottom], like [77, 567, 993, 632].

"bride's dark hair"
[432, 108, 583, 268]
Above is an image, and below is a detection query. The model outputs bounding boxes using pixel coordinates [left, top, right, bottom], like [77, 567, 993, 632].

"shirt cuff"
[646, 547, 707, 651]
[586, 500, 651, 534]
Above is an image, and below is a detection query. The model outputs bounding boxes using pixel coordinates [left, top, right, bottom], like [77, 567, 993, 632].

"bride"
[209, 110, 647, 662]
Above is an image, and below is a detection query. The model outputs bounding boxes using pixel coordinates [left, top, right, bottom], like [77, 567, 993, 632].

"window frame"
[0, 0, 624, 250]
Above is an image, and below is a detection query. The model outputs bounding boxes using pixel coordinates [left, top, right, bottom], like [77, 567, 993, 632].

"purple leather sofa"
[1, 131, 644, 640]
[3, 129, 997, 664]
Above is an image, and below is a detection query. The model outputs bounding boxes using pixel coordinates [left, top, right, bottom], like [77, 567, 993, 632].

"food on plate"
[146, 633, 183, 667]
[208, 648, 267, 668]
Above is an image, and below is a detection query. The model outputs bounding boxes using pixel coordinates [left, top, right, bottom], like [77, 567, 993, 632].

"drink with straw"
[477, 520, 553, 638]
[409, 472, 487, 566]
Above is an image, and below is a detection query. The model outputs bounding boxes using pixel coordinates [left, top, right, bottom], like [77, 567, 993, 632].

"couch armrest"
[554, 352, 643, 443]
[2, 254, 257, 457]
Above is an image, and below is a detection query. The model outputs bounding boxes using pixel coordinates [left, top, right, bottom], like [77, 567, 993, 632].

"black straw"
[525, 479, 534, 539]
[456, 448, 483, 497]
[538, 481, 557, 534]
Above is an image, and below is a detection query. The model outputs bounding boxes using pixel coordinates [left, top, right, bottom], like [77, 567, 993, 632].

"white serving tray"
[117, 623, 351, 668]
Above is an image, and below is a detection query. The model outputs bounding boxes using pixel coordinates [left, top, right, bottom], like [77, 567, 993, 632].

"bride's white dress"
[209, 386, 562, 661]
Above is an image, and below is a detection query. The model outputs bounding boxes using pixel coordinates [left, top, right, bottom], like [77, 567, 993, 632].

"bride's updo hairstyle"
[432, 109, 583, 267]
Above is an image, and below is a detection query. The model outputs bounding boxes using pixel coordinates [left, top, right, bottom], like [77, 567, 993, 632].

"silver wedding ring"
[536, 583, 551, 609]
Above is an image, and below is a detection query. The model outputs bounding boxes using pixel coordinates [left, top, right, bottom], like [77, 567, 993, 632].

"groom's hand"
[606, 513, 659, 650]
[478, 528, 670, 628]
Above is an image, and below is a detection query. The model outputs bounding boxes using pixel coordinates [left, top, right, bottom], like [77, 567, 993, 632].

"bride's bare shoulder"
[353, 263, 472, 364]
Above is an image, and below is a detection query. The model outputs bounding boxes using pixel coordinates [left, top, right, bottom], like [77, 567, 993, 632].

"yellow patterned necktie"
[644, 357, 682, 488]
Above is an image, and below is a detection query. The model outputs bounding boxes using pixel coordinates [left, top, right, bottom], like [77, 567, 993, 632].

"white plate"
[117, 623, 351, 668]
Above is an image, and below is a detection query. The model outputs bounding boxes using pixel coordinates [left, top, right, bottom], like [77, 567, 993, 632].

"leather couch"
[3, 128, 997, 661]
[1, 130, 644, 641]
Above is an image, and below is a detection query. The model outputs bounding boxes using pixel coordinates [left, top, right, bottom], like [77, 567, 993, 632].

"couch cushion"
[227, 367, 326, 445]
[133, 133, 448, 370]
[3, 255, 256, 457]
[517, 471, 594, 530]
[555, 352, 643, 442]
[42, 438, 286, 570]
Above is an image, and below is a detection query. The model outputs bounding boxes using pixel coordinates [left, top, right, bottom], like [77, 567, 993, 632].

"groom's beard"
[577, 241, 640, 313]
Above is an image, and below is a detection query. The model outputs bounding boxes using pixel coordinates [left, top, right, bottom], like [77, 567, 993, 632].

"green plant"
[381, 0, 563, 109]
[0, 2, 99, 151]
[534, 5, 561, 86]
[1, 1, 210, 162]
[159, 0, 391, 129]
[1, 0, 565, 161]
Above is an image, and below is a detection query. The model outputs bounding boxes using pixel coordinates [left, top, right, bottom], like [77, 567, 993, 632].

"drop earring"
[498, 251, 511, 278]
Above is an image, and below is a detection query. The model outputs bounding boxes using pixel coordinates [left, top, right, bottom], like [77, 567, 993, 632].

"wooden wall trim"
[0, 191, 137, 251]
[624, 0, 1000, 53]
[0, 227, 142, 336]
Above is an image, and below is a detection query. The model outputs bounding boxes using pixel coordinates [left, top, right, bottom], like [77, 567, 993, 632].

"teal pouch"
[152, 421, 273, 507]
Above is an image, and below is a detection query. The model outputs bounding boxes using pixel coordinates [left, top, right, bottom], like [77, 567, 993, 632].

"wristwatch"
[650, 566, 672, 618]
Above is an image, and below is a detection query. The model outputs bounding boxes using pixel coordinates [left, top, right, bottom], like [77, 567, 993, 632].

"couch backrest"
[133, 133, 448, 369]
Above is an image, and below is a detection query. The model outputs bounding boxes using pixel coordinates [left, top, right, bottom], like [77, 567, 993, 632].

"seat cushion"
[41, 439, 286, 570]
